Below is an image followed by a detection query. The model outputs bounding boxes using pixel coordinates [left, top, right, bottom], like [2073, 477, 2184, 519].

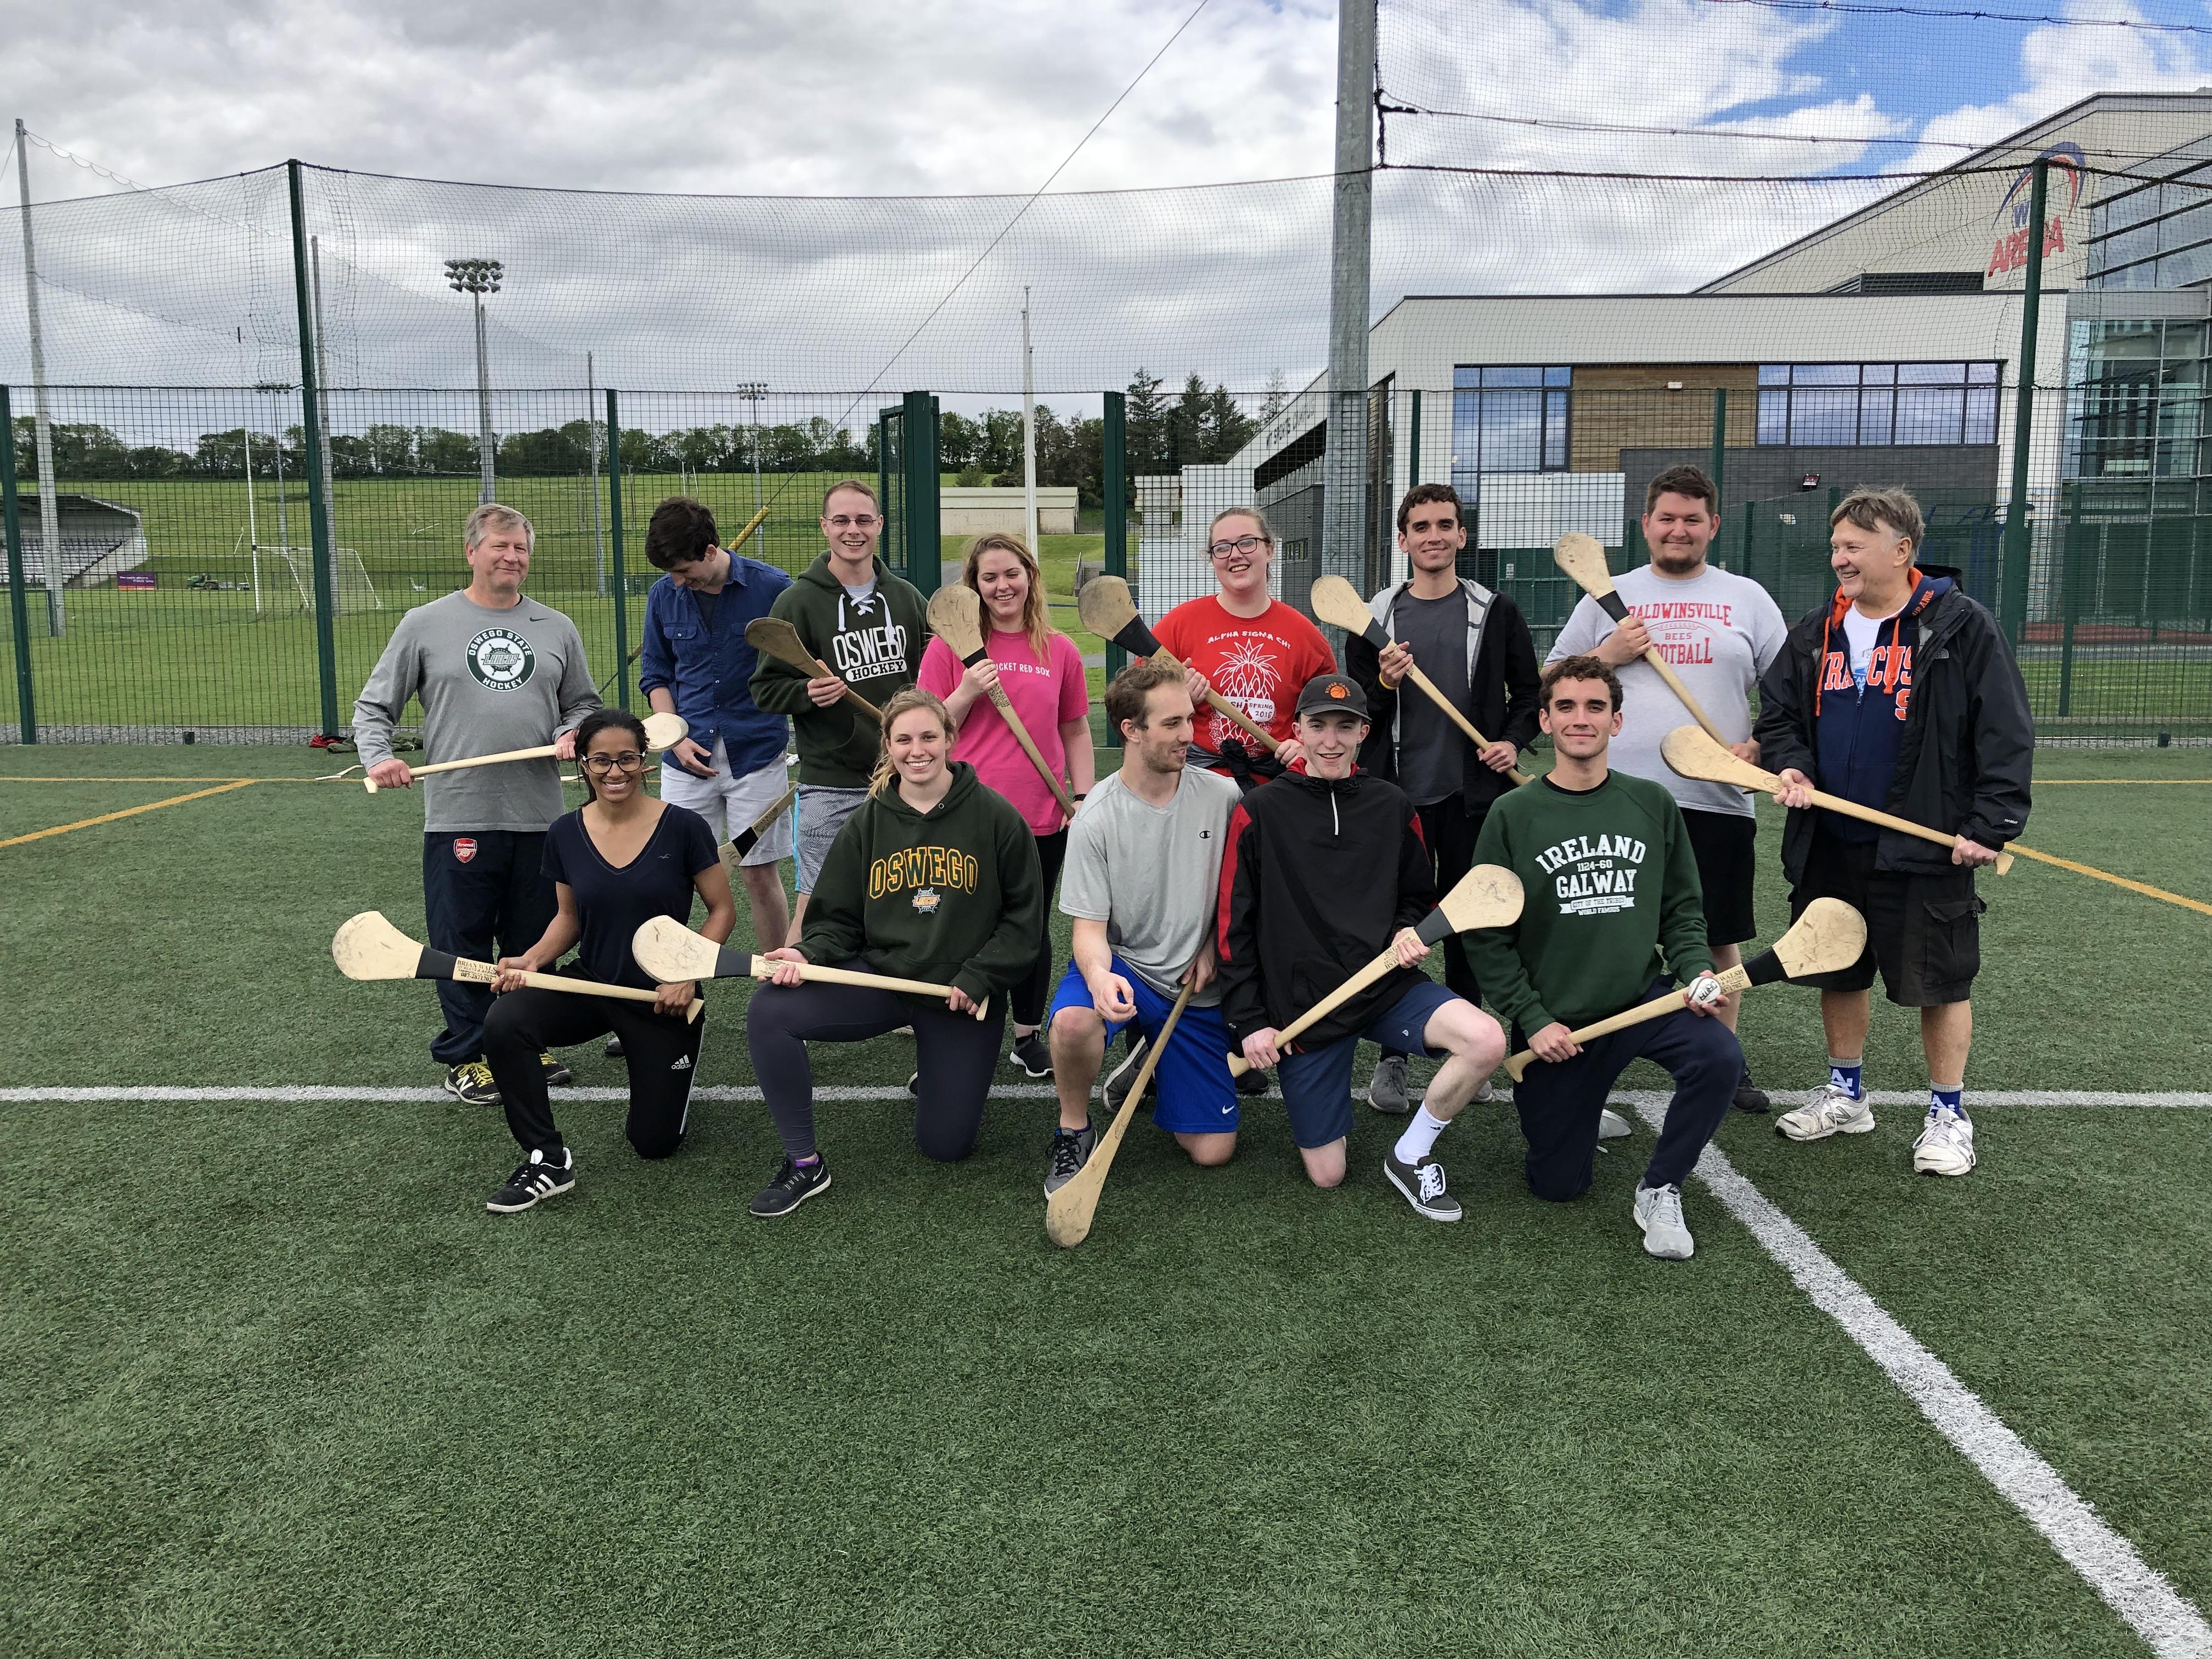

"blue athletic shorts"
[1046, 956, 1239, 1134]
[1276, 979, 1461, 1150]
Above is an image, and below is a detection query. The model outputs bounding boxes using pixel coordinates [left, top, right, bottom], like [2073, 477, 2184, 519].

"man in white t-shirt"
[1043, 659, 1243, 1195]
[1547, 464, 1787, 1113]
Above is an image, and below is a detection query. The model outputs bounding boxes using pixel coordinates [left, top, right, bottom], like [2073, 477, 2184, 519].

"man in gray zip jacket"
[353, 504, 600, 1105]
[1341, 483, 1542, 1114]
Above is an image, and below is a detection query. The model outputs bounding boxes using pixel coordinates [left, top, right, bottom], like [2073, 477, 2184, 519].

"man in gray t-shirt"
[353, 504, 599, 1101]
[1041, 662, 1244, 1197]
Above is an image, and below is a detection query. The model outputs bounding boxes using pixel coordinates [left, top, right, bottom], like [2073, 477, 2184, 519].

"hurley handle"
[1502, 967, 1748, 1081]
[1587, 588, 1733, 748]
[1226, 946, 1400, 1076]
[364, 743, 558, 792]
[1046, 976, 1198, 1248]
[1395, 658, 1532, 787]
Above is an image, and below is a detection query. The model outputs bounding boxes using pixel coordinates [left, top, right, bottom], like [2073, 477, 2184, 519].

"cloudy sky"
[6, 0, 2211, 399]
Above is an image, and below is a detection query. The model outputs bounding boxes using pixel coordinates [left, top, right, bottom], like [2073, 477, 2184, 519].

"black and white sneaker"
[1383, 1150, 1463, 1222]
[1236, 1066, 1271, 1098]
[750, 1155, 832, 1218]
[487, 1147, 575, 1213]
[1043, 1122, 1098, 1196]
[540, 1051, 574, 1087]
[1102, 1035, 1151, 1113]
[444, 1061, 500, 1107]
[1733, 1065, 1771, 1114]
[604, 1035, 624, 1059]
[1011, 1030, 1053, 1079]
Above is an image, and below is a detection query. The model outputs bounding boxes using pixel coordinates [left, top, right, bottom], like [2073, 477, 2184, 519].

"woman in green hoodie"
[746, 687, 1046, 1216]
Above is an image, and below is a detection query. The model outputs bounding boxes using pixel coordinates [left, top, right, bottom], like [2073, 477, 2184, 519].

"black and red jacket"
[1216, 763, 1436, 1051]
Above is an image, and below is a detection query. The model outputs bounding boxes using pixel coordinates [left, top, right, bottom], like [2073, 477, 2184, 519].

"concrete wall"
[940, 487, 1079, 537]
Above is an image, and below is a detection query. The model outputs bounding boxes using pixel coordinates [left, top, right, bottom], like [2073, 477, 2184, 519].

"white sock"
[1393, 1105, 1451, 1166]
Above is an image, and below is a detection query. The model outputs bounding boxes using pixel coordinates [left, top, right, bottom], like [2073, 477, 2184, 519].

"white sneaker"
[1775, 1084, 1876, 1142]
[1598, 1107, 1631, 1141]
[1633, 1182, 1694, 1260]
[1912, 1109, 1977, 1176]
[1474, 1077, 1499, 1105]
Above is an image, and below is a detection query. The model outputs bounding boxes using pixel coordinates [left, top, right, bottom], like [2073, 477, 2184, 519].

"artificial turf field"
[4, 743, 2210, 1657]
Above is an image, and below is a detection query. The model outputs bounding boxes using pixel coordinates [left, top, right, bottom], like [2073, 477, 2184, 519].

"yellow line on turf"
[0, 780, 257, 847]
[0, 775, 342, 784]
[2012, 843, 2212, 918]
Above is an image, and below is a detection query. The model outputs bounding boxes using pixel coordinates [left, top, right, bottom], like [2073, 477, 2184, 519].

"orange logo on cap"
[1328, 682, 1347, 699]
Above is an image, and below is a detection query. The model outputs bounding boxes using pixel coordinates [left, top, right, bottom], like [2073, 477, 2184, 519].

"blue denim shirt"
[637, 555, 793, 778]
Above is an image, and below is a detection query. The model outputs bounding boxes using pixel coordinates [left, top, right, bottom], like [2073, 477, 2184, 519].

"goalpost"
[273, 546, 381, 613]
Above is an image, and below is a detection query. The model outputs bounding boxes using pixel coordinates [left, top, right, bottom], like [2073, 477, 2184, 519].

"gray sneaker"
[1102, 1035, 1152, 1114]
[1598, 1107, 1632, 1141]
[1776, 1084, 1876, 1142]
[1383, 1150, 1463, 1222]
[1365, 1053, 1412, 1115]
[1043, 1122, 1098, 1196]
[1632, 1182, 1694, 1260]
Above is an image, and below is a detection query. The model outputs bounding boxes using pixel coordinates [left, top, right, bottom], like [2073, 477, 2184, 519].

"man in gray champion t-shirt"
[353, 504, 600, 1099]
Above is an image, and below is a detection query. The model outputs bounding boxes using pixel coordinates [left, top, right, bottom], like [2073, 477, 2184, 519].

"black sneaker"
[541, 1051, 574, 1087]
[604, 1035, 624, 1059]
[1236, 1066, 1271, 1098]
[1733, 1066, 1771, 1114]
[487, 1147, 575, 1213]
[1010, 1030, 1053, 1079]
[1043, 1122, 1098, 1196]
[1102, 1035, 1152, 1113]
[1383, 1150, 1463, 1222]
[751, 1155, 832, 1218]
[1365, 1053, 1412, 1115]
[443, 1061, 500, 1106]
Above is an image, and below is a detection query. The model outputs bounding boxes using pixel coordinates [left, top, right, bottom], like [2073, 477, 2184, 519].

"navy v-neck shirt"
[543, 802, 720, 989]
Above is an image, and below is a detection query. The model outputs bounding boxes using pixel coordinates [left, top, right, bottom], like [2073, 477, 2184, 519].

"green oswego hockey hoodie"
[749, 552, 931, 787]
[1465, 769, 1713, 1035]
[798, 761, 1045, 1006]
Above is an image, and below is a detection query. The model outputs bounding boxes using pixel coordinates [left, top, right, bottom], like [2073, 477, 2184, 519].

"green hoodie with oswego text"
[798, 761, 1045, 1007]
[749, 551, 931, 788]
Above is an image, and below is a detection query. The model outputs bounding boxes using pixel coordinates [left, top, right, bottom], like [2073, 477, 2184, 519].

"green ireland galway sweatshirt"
[749, 552, 930, 788]
[1465, 769, 1714, 1036]
[799, 762, 1045, 1007]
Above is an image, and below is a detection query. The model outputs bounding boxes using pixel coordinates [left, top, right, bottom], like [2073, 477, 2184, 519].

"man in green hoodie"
[749, 479, 932, 942]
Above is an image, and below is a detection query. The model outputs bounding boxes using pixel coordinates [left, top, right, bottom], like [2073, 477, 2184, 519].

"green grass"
[2, 746, 2209, 1656]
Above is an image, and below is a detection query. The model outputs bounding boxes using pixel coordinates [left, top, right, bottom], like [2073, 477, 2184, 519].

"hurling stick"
[1076, 575, 1280, 755]
[1503, 898, 1864, 1081]
[1660, 725, 2015, 876]
[364, 712, 688, 793]
[1226, 863, 1523, 1075]
[1046, 976, 1196, 1249]
[631, 915, 988, 1019]
[1308, 574, 1533, 787]
[719, 782, 796, 879]
[1553, 534, 1733, 747]
[333, 911, 703, 1022]
[745, 617, 884, 724]
[928, 585, 1075, 817]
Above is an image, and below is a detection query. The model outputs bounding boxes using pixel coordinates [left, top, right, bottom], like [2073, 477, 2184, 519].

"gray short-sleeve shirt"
[1059, 766, 1242, 1005]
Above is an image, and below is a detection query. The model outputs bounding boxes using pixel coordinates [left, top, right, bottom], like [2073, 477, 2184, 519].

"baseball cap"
[1294, 673, 1369, 720]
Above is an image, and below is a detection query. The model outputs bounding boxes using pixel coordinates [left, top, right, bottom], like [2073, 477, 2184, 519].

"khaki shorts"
[795, 784, 869, 892]
[659, 740, 792, 866]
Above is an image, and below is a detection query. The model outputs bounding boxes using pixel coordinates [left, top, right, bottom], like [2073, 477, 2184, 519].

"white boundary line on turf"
[1632, 1098, 2212, 1659]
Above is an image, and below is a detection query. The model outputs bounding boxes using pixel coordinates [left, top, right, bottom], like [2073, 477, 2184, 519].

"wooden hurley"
[332, 910, 703, 1022]
[631, 915, 988, 1020]
[1226, 864, 1523, 1076]
[1076, 574, 1280, 755]
[720, 781, 796, 877]
[1503, 897, 1865, 1081]
[1308, 574, 1533, 787]
[1046, 976, 1197, 1249]
[927, 584, 1076, 817]
[744, 617, 883, 724]
[364, 712, 688, 793]
[1660, 725, 2017, 877]
[1553, 533, 1733, 747]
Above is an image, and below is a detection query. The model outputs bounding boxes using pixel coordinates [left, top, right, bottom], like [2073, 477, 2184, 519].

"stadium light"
[445, 257, 504, 505]
[736, 381, 768, 515]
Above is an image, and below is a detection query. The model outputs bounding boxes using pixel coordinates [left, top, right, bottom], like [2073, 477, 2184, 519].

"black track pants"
[1012, 828, 1069, 1029]
[482, 987, 706, 1160]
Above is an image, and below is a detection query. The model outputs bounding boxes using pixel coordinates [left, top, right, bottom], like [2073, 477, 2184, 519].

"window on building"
[1755, 362, 2000, 447]
[2087, 137, 2212, 291]
[1451, 366, 1571, 497]
[2067, 318, 2206, 479]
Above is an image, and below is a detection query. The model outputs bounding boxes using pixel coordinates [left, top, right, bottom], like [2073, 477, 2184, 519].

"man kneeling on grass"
[1465, 656, 1739, 1260]
[1217, 673, 1506, 1217]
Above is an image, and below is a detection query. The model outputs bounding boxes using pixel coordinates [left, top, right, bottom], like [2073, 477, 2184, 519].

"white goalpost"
[274, 546, 381, 613]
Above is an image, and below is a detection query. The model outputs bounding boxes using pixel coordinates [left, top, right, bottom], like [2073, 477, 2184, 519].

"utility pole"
[1321, 1, 1376, 599]
[2000, 158, 2051, 647]
[15, 119, 63, 635]
[445, 257, 503, 504]
[1021, 288, 1040, 558]
[736, 381, 768, 519]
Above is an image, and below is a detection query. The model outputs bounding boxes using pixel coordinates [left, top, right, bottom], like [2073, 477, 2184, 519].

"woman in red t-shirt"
[1153, 506, 1336, 779]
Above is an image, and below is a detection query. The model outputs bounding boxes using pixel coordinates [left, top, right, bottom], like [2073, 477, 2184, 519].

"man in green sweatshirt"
[1466, 655, 1738, 1260]
[748, 479, 931, 942]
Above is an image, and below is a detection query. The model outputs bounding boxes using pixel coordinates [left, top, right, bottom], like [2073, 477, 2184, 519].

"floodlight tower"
[735, 381, 768, 516]
[444, 257, 503, 504]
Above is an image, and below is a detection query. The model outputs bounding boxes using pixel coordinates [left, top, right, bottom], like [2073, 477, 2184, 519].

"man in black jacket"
[1342, 483, 1541, 1116]
[1754, 487, 2032, 1178]
[1218, 673, 1507, 1219]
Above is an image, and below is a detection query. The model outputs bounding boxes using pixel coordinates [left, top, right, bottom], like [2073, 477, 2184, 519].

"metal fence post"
[605, 387, 630, 709]
[2058, 480, 2081, 717]
[1, 383, 38, 741]
[1708, 387, 1727, 515]
[2001, 157, 2052, 648]
[1741, 500, 1755, 592]
[287, 160, 342, 739]
[1102, 390, 1127, 746]
[900, 390, 940, 591]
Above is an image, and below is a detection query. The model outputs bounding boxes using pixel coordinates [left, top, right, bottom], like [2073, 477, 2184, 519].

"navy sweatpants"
[1510, 978, 1741, 1200]
[422, 830, 557, 1066]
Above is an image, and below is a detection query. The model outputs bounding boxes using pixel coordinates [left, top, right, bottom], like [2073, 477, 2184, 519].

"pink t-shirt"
[918, 628, 1090, 833]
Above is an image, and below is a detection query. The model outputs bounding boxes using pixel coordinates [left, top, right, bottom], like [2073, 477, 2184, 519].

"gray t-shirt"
[1060, 765, 1242, 1006]
[352, 590, 600, 833]
[1548, 562, 1788, 818]
[1393, 589, 1472, 806]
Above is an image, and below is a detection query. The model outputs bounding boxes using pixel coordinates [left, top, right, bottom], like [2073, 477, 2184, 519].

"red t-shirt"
[1153, 596, 1336, 759]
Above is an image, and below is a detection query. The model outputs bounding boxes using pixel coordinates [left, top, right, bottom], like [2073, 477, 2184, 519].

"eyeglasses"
[582, 751, 646, 774]
[1207, 534, 1271, 561]
[825, 514, 880, 530]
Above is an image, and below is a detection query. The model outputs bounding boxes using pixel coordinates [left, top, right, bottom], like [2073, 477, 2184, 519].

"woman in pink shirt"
[918, 532, 1094, 1079]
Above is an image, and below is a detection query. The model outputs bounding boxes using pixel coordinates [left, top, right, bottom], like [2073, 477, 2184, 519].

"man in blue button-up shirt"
[641, 496, 795, 951]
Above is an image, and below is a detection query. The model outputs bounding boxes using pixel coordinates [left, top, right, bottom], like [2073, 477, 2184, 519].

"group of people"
[352, 462, 2031, 1255]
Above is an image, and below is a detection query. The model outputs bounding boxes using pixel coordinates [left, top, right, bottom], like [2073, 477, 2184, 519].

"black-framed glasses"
[825, 514, 881, 529]
[1207, 534, 1271, 561]
[582, 751, 646, 774]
